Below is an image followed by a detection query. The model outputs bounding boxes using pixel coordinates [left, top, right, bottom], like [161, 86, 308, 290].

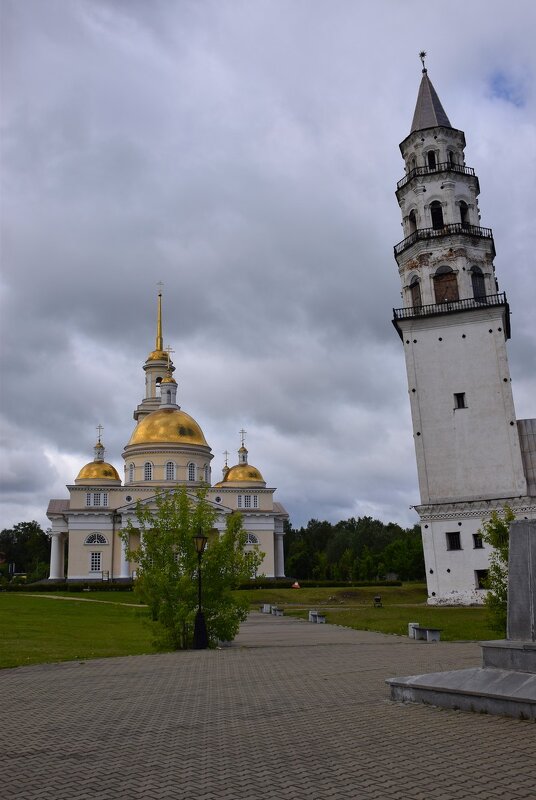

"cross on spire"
[96, 424, 104, 443]
[165, 344, 175, 370]
[239, 429, 247, 447]
[223, 450, 230, 466]
[156, 280, 164, 295]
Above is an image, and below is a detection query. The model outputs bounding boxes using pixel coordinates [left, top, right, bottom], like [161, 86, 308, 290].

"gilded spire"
[156, 283, 164, 352]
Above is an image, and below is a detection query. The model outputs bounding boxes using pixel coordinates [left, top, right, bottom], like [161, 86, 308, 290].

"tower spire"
[410, 54, 451, 133]
[156, 282, 164, 352]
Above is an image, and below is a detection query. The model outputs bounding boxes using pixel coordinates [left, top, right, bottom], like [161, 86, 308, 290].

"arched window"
[128, 463, 135, 482]
[427, 150, 437, 170]
[471, 266, 486, 300]
[84, 533, 108, 545]
[408, 209, 417, 234]
[433, 266, 459, 303]
[410, 278, 422, 308]
[410, 157, 416, 171]
[204, 465, 210, 484]
[459, 201, 469, 227]
[245, 533, 259, 545]
[188, 462, 196, 481]
[155, 376, 162, 397]
[430, 201, 444, 230]
[165, 461, 176, 481]
[144, 462, 153, 481]
[447, 150, 456, 166]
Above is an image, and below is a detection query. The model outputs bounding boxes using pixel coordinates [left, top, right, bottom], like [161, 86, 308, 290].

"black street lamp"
[193, 529, 208, 649]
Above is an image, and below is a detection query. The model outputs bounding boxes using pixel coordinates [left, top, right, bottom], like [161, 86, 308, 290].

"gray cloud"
[1, 0, 535, 530]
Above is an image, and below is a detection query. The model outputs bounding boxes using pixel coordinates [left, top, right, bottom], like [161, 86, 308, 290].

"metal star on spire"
[419, 50, 427, 73]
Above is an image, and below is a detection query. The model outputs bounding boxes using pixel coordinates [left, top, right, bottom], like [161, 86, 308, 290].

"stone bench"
[413, 626, 442, 642]
[308, 609, 326, 624]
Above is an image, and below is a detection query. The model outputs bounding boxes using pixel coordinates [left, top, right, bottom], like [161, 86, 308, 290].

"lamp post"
[193, 530, 208, 649]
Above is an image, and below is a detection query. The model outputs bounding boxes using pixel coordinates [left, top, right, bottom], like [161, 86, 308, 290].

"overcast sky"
[1, 0, 535, 533]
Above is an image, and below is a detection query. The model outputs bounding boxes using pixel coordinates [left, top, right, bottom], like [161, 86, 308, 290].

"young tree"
[122, 488, 263, 649]
[479, 505, 515, 635]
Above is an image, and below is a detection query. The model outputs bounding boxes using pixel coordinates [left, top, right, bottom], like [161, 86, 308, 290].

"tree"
[479, 505, 515, 635]
[0, 522, 49, 580]
[122, 488, 263, 649]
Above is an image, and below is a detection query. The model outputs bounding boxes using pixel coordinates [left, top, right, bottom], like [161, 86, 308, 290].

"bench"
[271, 606, 284, 617]
[373, 595, 382, 608]
[308, 609, 326, 624]
[260, 604, 272, 614]
[412, 626, 442, 642]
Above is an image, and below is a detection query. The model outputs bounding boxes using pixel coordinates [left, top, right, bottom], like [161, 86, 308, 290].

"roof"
[47, 499, 70, 515]
[410, 70, 451, 133]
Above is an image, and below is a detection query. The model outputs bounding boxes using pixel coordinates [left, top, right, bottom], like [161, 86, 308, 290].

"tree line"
[284, 517, 425, 582]
[0, 514, 426, 586]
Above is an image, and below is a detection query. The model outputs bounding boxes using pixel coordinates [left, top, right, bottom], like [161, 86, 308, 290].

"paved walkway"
[1, 614, 534, 799]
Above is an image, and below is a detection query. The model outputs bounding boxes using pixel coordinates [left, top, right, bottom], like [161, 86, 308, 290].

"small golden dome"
[222, 464, 265, 483]
[128, 407, 208, 446]
[76, 462, 121, 482]
[161, 374, 177, 384]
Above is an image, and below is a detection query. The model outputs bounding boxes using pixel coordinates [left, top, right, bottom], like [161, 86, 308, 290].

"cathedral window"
[427, 150, 437, 170]
[454, 393, 467, 409]
[446, 532, 462, 551]
[244, 495, 252, 508]
[188, 462, 196, 481]
[237, 495, 242, 508]
[128, 463, 135, 482]
[409, 278, 422, 308]
[245, 533, 259, 545]
[204, 465, 210, 484]
[85, 533, 108, 545]
[165, 461, 176, 481]
[90, 552, 102, 572]
[473, 534, 484, 549]
[253, 495, 258, 509]
[471, 266, 486, 300]
[447, 150, 455, 166]
[433, 267, 459, 303]
[86, 493, 92, 507]
[430, 201, 444, 230]
[408, 209, 417, 234]
[144, 462, 153, 481]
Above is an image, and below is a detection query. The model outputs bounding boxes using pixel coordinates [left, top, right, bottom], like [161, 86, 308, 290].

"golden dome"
[128, 407, 208, 446]
[161, 374, 177, 384]
[147, 349, 168, 362]
[221, 464, 265, 483]
[76, 462, 121, 482]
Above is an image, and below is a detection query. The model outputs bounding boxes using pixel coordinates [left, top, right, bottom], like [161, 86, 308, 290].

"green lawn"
[1, 584, 499, 668]
[0, 594, 157, 669]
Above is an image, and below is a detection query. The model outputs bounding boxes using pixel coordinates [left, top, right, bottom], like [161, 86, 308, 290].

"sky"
[1, 0, 535, 532]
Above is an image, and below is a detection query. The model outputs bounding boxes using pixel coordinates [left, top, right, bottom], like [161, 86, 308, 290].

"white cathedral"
[47, 294, 287, 581]
[393, 59, 536, 604]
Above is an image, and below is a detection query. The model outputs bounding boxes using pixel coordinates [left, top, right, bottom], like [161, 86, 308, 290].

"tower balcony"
[394, 222, 495, 258]
[396, 162, 476, 191]
[392, 292, 510, 339]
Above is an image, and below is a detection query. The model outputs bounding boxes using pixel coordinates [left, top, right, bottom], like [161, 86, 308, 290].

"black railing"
[397, 162, 476, 191]
[392, 292, 510, 340]
[394, 223, 494, 257]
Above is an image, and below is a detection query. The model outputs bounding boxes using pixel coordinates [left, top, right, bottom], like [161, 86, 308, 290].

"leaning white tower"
[393, 55, 535, 604]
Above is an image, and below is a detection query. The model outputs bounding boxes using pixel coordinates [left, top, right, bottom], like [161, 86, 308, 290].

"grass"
[239, 584, 499, 641]
[0, 594, 157, 669]
[1, 583, 499, 668]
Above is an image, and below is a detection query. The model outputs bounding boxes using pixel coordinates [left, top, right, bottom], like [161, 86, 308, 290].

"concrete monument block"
[507, 520, 536, 642]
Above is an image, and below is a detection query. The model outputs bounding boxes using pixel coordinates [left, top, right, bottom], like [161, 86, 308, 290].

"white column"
[275, 533, 285, 578]
[120, 531, 130, 579]
[49, 532, 64, 580]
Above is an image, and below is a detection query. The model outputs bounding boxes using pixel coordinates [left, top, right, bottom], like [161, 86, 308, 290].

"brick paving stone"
[1, 613, 535, 799]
